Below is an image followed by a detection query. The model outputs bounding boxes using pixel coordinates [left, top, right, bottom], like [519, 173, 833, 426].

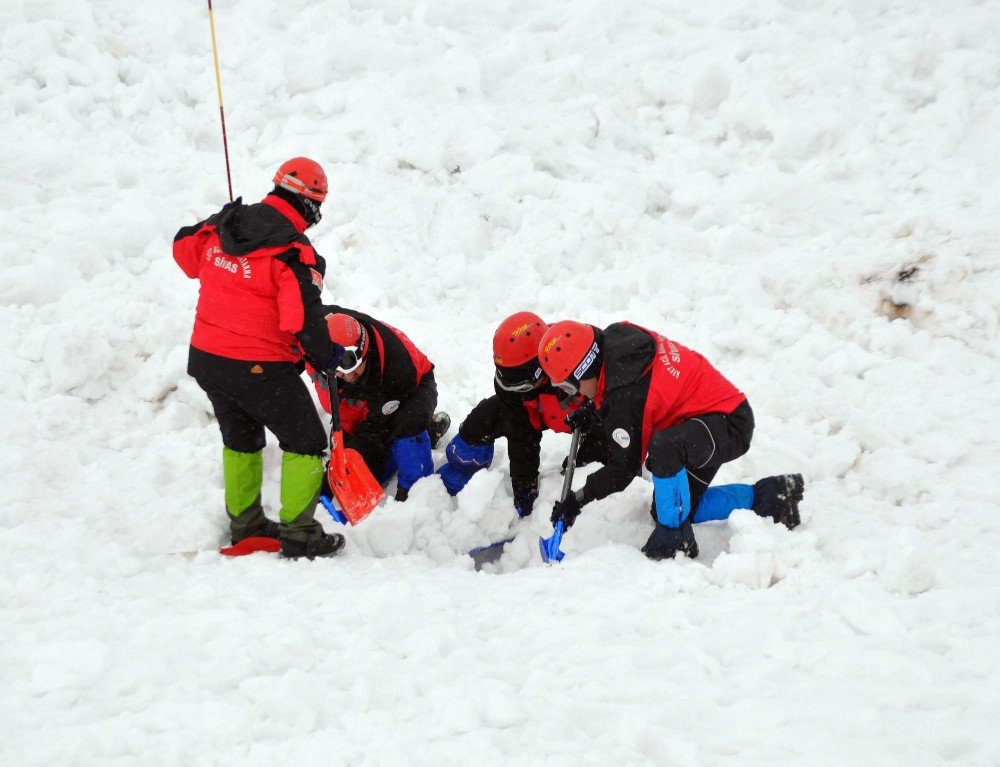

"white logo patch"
[381, 400, 400, 415]
[612, 428, 631, 448]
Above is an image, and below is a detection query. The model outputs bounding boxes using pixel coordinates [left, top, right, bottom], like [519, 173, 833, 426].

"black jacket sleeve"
[278, 250, 341, 368]
[458, 395, 504, 445]
[495, 385, 543, 487]
[345, 409, 392, 468]
[388, 371, 438, 440]
[578, 377, 649, 506]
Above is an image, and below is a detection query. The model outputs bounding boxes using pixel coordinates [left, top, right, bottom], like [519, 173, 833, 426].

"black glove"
[565, 399, 601, 435]
[550, 492, 582, 529]
[512, 478, 538, 518]
[326, 342, 347, 371]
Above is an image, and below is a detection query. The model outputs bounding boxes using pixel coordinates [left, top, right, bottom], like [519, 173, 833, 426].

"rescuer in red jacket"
[538, 320, 804, 560]
[436, 312, 593, 518]
[172, 157, 347, 559]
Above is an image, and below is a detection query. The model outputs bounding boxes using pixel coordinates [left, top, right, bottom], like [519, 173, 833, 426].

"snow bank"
[1, 0, 998, 764]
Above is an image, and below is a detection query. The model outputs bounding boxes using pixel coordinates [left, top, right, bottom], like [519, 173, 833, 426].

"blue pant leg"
[435, 435, 494, 495]
[652, 468, 692, 527]
[692, 484, 754, 523]
[391, 431, 434, 490]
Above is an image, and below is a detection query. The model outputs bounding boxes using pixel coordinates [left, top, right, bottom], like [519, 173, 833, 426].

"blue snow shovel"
[468, 536, 516, 570]
[539, 427, 583, 564]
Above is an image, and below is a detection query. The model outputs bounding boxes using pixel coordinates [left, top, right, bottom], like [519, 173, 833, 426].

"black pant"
[389, 372, 439, 441]
[345, 372, 438, 476]
[188, 346, 326, 455]
[645, 399, 755, 513]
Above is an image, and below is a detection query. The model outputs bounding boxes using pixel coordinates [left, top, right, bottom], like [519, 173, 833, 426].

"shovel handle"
[320, 494, 348, 525]
[540, 429, 583, 564]
[320, 369, 349, 473]
[559, 427, 583, 504]
[321, 369, 342, 433]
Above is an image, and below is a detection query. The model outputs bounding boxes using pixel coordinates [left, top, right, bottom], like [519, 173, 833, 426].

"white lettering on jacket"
[656, 337, 681, 379]
[205, 245, 252, 278]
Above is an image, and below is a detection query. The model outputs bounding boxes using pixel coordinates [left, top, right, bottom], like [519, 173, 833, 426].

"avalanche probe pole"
[207, 0, 234, 202]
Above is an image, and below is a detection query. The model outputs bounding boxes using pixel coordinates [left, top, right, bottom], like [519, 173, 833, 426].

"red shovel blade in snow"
[219, 537, 282, 557]
[327, 430, 384, 525]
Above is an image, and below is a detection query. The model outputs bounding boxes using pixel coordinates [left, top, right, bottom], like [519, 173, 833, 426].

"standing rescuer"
[537, 320, 804, 560]
[172, 157, 348, 559]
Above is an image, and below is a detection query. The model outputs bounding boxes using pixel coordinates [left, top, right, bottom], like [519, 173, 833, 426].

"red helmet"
[493, 311, 548, 367]
[273, 157, 328, 202]
[492, 312, 548, 392]
[539, 321, 600, 386]
[326, 313, 368, 361]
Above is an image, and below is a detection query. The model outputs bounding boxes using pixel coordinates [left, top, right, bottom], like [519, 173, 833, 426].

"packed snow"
[2, 0, 999, 764]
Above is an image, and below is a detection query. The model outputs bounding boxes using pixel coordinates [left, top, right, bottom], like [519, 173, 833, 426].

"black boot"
[641, 518, 699, 561]
[280, 530, 346, 560]
[429, 412, 451, 449]
[752, 474, 804, 529]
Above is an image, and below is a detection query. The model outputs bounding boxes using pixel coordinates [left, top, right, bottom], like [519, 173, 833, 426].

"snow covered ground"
[2, 0, 999, 763]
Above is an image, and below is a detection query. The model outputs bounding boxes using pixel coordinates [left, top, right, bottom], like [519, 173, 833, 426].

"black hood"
[601, 322, 655, 390]
[209, 196, 303, 257]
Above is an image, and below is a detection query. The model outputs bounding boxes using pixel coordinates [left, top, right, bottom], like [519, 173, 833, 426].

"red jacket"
[582, 322, 746, 504]
[173, 194, 336, 364]
[523, 391, 576, 434]
[601, 322, 745, 457]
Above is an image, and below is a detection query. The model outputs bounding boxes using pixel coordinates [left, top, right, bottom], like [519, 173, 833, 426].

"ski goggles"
[552, 377, 580, 396]
[495, 361, 545, 393]
[553, 341, 600, 396]
[336, 346, 364, 375]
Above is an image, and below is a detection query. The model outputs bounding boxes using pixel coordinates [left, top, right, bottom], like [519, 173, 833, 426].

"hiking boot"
[752, 474, 804, 529]
[230, 517, 280, 546]
[429, 411, 451, 449]
[280, 531, 346, 560]
[641, 519, 699, 561]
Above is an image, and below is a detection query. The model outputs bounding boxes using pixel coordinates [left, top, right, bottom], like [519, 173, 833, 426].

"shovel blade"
[327, 447, 384, 525]
[539, 520, 566, 564]
[220, 537, 281, 557]
[468, 536, 516, 570]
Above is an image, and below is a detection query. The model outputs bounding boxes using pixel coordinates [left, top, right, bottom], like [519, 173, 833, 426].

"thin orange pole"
[207, 0, 233, 202]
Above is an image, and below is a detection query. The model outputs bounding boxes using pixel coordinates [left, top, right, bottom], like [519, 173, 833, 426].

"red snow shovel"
[322, 371, 384, 524]
[219, 537, 281, 557]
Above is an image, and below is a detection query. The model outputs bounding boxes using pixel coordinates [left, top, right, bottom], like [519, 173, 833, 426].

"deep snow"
[1, 0, 999, 764]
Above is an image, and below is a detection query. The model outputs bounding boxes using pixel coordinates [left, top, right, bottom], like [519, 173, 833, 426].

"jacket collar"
[262, 193, 307, 233]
